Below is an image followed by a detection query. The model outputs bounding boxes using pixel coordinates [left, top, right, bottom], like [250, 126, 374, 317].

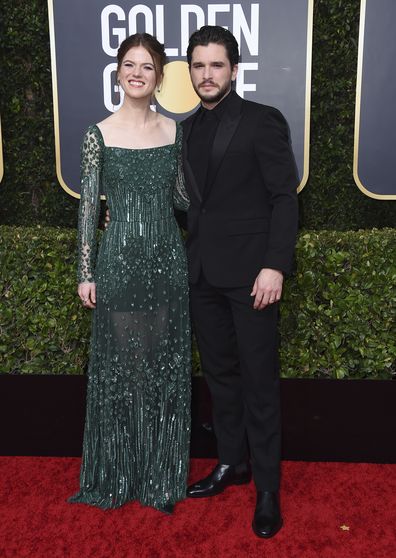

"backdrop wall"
[0, 0, 395, 380]
[1, 0, 395, 228]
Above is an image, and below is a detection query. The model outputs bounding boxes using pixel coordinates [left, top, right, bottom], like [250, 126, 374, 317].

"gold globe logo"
[156, 61, 200, 114]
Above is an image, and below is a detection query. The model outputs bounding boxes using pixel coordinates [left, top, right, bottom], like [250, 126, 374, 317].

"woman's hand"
[104, 208, 110, 229]
[78, 282, 96, 309]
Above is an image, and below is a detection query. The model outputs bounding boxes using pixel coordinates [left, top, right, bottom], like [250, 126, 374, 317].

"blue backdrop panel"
[355, 0, 396, 199]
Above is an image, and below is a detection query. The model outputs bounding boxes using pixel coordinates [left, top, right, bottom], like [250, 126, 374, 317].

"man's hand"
[78, 282, 96, 309]
[250, 268, 283, 310]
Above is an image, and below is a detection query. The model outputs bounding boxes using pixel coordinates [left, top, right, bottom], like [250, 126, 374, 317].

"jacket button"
[201, 208, 206, 214]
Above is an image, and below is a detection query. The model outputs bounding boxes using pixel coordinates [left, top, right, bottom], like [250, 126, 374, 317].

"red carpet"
[0, 458, 395, 558]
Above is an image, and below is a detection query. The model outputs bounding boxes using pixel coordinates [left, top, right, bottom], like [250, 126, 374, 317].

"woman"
[69, 33, 190, 513]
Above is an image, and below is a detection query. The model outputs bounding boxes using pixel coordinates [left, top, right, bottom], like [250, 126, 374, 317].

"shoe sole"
[252, 518, 283, 539]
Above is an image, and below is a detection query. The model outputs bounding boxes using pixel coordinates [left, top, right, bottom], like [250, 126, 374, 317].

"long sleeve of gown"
[173, 127, 190, 212]
[77, 126, 103, 283]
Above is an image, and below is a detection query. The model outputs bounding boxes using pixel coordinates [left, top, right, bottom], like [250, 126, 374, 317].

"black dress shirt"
[188, 91, 233, 194]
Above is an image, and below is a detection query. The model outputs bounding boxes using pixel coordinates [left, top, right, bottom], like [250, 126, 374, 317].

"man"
[182, 26, 299, 538]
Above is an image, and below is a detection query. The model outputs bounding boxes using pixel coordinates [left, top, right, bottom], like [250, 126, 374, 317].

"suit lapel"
[203, 92, 243, 201]
[182, 114, 202, 204]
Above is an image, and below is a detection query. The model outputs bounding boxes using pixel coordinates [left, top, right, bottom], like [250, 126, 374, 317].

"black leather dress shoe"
[187, 463, 251, 498]
[252, 491, 283, 538]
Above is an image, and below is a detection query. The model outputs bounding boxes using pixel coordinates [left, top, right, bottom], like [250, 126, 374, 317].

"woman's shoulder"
[96, 113, 118, 129]
[163, 117, 182, 148]
[81, 123, 105, 157]
[155, 113, 179, 138]
[83, 122, 104, 142]
[156, 112, 175, 126]
[94, 114, 119, 139]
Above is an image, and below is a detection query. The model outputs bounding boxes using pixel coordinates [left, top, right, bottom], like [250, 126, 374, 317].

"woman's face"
[118, 46, 159, 100]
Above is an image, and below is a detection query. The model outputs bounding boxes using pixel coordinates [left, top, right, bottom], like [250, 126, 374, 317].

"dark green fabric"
[69, 123, 191, 510]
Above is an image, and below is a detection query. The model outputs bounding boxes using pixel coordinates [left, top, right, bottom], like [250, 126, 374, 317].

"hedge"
[0, 226, 90, 375]
[1, 225, 395, 379]
[281, 229, 396, 379]
[0, 0, 395, 229]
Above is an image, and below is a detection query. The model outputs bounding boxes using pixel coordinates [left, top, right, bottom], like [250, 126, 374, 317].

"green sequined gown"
[69, 123, 191, 511]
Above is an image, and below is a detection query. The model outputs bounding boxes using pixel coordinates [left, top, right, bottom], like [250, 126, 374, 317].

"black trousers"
[190, 273, 281, 491]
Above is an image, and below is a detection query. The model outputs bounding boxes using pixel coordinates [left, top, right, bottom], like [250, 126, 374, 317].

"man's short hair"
[186, 25, 240, 67]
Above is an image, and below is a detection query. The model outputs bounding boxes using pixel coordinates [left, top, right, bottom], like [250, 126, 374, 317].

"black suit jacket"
[182, 91, 299, 288]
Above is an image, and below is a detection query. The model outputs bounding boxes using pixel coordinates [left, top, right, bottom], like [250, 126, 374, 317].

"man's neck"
[201, 88, 232, 110]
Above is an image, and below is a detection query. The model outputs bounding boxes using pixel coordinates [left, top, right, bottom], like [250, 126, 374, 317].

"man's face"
[189, 43, 238, 107]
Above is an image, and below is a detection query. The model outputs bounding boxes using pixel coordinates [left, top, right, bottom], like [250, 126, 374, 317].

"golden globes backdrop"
[354, 0, 396, 199]
[48, 0, 313, 198]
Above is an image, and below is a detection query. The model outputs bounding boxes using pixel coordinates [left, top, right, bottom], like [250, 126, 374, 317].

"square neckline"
[93, 123, 179, 152]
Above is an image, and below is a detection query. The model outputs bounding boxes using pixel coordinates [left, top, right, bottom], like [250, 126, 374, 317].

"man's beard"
[194, 81, 231, 105]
